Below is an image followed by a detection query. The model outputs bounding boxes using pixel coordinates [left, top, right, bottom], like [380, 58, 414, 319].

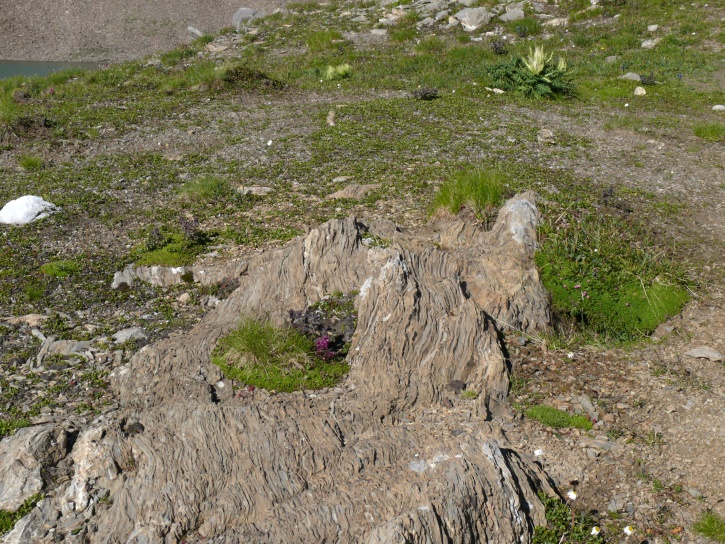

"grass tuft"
[212, 317, 349, 392]
[431, 168, 506, 224]
[525, 404, 593, 430]
[18, 155, 43, 171]
[40, 260, 79, 278]
[179, 174, 235, 201]
[307, 30, 345, 52]
[693, 122, 725, 142]
[694, 511, 725, 542]
[324, 63, 352, 81]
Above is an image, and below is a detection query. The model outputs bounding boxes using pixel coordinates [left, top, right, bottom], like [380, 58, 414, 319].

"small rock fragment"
[237, 185, 273, 196]
[537, 128, 556, 145]
[619, 72, 641, 82]
[713, 105, 725, 111]
[684, 346, 724, 362]
[112, 327, 148, 345]
[327, 183, 381, 201]
[634, 86, 647, 96]
[641, 39, 660, 49]
[647, 24, 659, 31]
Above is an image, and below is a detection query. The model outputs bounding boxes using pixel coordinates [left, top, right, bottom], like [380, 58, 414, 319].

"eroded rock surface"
[9, 193, 556, 543]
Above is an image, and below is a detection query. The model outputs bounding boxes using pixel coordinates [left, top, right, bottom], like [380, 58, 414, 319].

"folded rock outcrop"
[4, 192, 555, 544]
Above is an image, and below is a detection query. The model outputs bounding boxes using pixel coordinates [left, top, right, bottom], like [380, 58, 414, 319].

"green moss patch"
[525, 404, 593, 430]
[40, 260, 79, 278]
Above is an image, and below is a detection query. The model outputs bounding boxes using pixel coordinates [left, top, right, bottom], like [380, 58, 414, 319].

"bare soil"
[0, 0, 287, 62]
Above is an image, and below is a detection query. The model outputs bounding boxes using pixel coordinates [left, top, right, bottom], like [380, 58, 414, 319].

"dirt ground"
[0, 0, 287, 62]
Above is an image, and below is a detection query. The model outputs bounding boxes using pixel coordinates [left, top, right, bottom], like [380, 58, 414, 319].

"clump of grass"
[693, 122, 725, 141]
[24, 282, 44, 302]
[40, 260, 79, 278]
[461, 390, 478, 399]
[307, 30, 345, 52]
[694, 511, 725, 542]
[488, 45, 574, 98]
[18, 155, 43, 171]
[536, 211, 689, 342]
[390, 11, 420, 42]
[431, 168, 506, 224]
[179, 174, 234, 201]
[525, 404, 593, 430]
[533, 492, 604, 544]
[135, 231, 208, 267]
[220, 64, 286, 91]
[0, 494, 43, 536]
[509, 17, 541, 38]
[324, 63, 352, 81]
[212, 317, 349, 392]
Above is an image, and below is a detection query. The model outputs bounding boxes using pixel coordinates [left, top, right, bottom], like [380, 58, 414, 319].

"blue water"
[0, 60, 98, 80]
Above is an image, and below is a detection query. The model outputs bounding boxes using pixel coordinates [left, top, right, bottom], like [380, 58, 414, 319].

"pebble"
[713, 105, 725, 111]
[634, 86, 647, 96]
[647, 24, 659, 31]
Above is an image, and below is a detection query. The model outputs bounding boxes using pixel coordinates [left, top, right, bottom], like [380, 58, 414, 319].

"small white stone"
[634, 86, 647, 96]
[713, 105, 725, 111]
[647, 24, 659, 31]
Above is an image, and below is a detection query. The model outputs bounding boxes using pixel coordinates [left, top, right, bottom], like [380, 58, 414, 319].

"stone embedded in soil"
[684, 346, 724, 362]
[112, 327, 148, 344]
[619, 72, 642, 82]
[326, 182, 382, 200]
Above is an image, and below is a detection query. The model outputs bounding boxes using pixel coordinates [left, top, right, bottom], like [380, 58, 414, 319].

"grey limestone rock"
[232, 7, 259, 30]
[14, 194, 557, 543]
[454, 7, 493, 30]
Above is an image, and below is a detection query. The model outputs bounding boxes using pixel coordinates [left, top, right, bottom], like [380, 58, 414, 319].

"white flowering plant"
[532, 492, 605, 544]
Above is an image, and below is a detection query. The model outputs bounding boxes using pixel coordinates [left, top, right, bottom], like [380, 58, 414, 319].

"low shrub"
[526, 404, 593, 430]
[533, 492, 605, 544]
[212, 317, 349, 392]
[431, 168, 506, 225]
[488, 45, 574, 98]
